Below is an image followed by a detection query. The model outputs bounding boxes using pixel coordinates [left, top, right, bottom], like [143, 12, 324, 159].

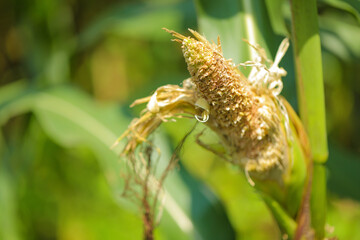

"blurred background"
[1, 0, 360, 239]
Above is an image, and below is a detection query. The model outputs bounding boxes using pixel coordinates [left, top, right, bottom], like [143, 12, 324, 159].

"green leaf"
[0, 81, 36, 126]
[0, 84, 197, 239]
[260, 193, 296, 239]
[194, 0, 274, 74]
[0, 159, 22, 240]
[327, 142, 360, 201]
[78, 1, 196, 50]
[264, 0, 288, 36]
[320, 14, 360, 59]
[319, 0, 360, 24]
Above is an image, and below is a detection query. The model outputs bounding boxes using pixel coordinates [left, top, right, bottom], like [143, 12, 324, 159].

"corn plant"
[1, 0, 360, 239]
[117, 0, 329, 239]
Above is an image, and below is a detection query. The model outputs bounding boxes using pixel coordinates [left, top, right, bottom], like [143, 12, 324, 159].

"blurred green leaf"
[0, 80, 27, 104]
[174, 158, 236, 240]
[0, 160, 21, 240]
[78, 1, 196, 50]
[327, 197, 360, 240]
[319, 0, 360, 23]
[16, 118, 144, 240]
[32, 87, 128, 200]
[327, 142, 360, 201]
[0, 82, 36, 126]
[264, 0, 288, 36]
[17, 0, 74, 86]
[0, 84, 198, 239]
[320, 14, 360, 59]
[194, 0, 275, 72]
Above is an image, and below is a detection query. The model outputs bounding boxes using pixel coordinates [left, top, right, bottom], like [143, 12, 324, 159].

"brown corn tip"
[164, 28, 290, 183]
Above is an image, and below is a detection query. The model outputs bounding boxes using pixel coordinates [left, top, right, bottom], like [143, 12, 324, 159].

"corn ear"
[118, 29, 314, 239]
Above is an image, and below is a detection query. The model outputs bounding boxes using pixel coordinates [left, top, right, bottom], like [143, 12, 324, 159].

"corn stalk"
[290, 0, 328, 239]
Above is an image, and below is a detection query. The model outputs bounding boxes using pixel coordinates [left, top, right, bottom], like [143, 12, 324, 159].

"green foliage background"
[1, 0, 360, 239]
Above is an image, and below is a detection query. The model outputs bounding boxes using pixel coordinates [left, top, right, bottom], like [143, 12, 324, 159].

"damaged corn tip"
[165, 28, 290, 183]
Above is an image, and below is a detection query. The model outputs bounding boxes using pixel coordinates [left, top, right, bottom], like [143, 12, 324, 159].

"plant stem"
[290, 0, 328, 163]
[261, 193, 297, 239]
[290, 0, 328, 239]
[311, 164, 327, 239]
